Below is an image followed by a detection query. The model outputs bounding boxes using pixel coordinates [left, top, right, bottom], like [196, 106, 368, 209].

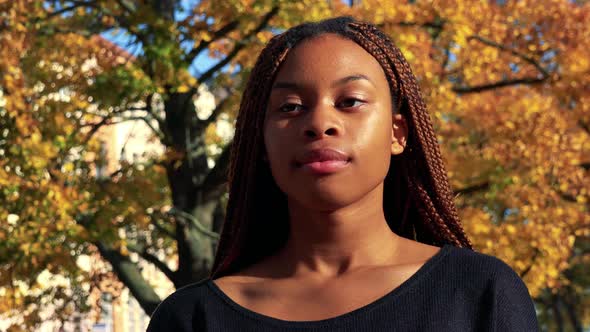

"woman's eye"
[278, 103, 304, 113]
[337, 98, 364, 109]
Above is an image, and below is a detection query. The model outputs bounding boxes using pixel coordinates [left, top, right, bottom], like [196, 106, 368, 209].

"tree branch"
[112, 115, 165, 141]
[44, 1, 99, 19]
[467, 35, 550, 77]
[200, 142, 231, 203]
[96, 242, 161, 315]
[144, 93, 172, 146]
[114, 0, 137, 13]
[80, 116, 111, 146]
[578, 120, 590, 136]
[197, 6, 279, 83]
[196, 94, 230, 130]
[127, 243, 176, 282]
[379, 20, 445, 31]
[123, 106, 148, 112]
[168, 208, 220, 240]
[520, 248, 540, 278]
[452, 76, 548, 94]
[185, 20, 240, 65]
[150, 212, 175, 238]
[452, 35, 551, 94]
[454, 181, 490, 196]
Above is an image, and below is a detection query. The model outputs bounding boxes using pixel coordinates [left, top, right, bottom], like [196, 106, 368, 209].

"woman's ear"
[391, 113, 407, 156]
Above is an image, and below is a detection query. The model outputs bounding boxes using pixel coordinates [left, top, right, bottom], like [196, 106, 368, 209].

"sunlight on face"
[263, 33, 405, 211]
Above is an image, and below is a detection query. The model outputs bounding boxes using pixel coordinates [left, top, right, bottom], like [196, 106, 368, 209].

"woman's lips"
[294, 148, 351, 175]
[299, 159, 350, 174]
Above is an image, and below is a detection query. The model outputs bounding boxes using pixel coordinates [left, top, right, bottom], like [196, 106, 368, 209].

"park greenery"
[0, 0, 589, 331]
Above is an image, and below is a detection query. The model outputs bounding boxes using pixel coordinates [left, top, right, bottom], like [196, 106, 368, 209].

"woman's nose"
[301, 103, 342, 139]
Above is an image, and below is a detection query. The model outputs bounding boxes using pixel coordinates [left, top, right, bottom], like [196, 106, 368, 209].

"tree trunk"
[97, 243, 161, 315]
[164, 92, 218, 288]
[551, 293, 565, 332]
[562, 292, 582, 332]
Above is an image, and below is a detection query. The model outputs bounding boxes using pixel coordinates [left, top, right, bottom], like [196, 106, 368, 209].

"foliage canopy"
[0, 0, 589, 330]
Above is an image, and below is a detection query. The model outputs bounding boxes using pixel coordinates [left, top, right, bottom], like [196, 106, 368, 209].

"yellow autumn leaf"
[177, 84, 190, 93]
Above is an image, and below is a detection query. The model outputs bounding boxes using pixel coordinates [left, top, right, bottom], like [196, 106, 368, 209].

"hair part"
[210, 16, 472, 278]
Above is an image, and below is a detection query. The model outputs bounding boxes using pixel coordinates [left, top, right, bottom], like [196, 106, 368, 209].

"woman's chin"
[286, 187, 369, 212]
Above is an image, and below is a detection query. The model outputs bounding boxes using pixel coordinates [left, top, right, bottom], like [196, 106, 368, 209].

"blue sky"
[100, 0, 217, 76]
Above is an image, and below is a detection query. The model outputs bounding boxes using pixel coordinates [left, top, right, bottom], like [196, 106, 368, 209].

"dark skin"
[213, 34, 441, 321]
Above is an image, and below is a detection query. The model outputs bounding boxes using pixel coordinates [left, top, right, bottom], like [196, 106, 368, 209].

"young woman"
[147, 17, 539, 331]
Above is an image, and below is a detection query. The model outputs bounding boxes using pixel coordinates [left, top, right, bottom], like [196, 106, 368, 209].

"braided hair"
[210, 16, 472, 278]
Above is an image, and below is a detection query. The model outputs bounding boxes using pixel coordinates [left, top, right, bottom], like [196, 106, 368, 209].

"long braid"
[211, 17, 472, 278]
[213, 35, 290, 275]
[347, 22, 471, 248]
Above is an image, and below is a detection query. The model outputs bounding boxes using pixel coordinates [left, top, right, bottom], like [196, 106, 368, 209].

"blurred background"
[0, 0, 588, 331]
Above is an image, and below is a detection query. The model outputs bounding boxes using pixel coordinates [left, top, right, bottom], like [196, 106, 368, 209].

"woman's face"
[263, 33, 406, 211]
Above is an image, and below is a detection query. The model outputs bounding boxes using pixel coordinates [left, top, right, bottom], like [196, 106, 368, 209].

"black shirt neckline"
[206, 244, 453, 328]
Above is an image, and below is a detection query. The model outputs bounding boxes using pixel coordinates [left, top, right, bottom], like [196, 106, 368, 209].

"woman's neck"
[275, 183, 404, 279]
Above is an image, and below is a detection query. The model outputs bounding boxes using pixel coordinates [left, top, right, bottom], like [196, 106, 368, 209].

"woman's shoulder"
[160, 278, 211, 307]
[444, 245, 522, 277]
[437, 245, 539, 330]
[442, 244, 532, 295]
[147, 279, 213, 331]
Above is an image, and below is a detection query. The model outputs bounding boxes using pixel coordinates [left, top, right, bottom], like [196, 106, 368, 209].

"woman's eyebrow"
[272, 74, 374, 90]
[331, 74, 374, 88]
[272, 81, 300, 90]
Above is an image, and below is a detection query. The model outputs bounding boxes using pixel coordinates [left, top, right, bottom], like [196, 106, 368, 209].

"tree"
[344, 1, 590, 330]
[0, 0, 337, 329]
[0, 0, 588, 330]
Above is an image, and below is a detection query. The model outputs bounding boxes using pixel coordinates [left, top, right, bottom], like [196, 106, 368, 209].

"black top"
[147, 244, 539, 331]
